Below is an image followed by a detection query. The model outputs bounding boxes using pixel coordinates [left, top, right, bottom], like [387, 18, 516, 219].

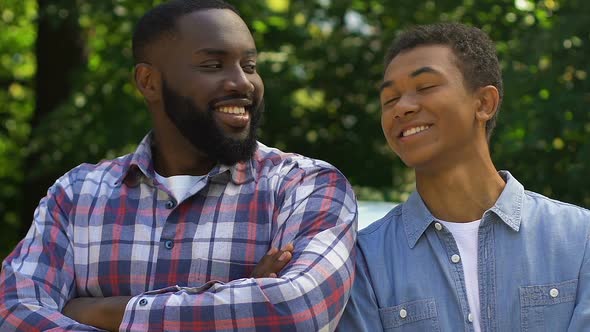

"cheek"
[253, 76, 264, 97]
[380, 114, 396, 143]
[184, 75, 218, 99]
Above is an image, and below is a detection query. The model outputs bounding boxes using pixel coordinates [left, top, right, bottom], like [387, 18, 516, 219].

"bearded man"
[0, 1, 357, 331]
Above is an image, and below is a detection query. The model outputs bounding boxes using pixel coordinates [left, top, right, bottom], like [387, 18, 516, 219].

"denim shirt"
[338, 171, 590, 331]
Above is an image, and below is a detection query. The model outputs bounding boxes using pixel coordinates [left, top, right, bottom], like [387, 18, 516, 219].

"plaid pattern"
[0, 134, 357, 331]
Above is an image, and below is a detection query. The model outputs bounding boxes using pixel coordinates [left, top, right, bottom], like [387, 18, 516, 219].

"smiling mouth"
[216, 106, 247, 115]
[401, 125, 431, 137]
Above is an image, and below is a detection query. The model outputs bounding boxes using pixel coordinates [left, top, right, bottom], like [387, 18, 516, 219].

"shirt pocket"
[379, 298, 440, 331]
[519, 279, 578, 332]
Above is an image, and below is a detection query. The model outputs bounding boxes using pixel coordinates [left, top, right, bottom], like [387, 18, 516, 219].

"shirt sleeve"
[120, 162, 358, 332]
[0, 181, 102, 331]
[336, 239, 383, 332]
[568, 227, 590, 330]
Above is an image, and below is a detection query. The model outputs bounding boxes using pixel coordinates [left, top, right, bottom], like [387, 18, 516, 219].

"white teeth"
[402, 125, 430, 137]
[217, 106, 246, 115]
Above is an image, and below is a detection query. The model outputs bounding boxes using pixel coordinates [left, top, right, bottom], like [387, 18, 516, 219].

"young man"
[0, 1, 357, 331]
[338, 23, 590, 331]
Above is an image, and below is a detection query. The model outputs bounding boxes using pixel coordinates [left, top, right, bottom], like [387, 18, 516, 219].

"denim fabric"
[339, 171, 590, 331]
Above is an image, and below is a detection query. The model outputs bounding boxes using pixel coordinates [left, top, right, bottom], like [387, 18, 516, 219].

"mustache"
[208, 93, 255, 108]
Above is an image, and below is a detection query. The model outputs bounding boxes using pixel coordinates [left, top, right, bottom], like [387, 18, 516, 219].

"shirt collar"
[488, 170, 524, 232]
[402, 170, 524, 248]
[115, 132, 256, 187]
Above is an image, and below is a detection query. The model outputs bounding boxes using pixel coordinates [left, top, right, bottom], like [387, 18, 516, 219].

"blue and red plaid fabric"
[0, 133, 357, 331]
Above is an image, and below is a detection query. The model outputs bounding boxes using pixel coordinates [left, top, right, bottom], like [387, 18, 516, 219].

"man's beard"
[161, 79, 263, 165]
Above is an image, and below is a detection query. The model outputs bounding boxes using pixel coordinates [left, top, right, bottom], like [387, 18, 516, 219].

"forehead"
[174, 9, 255, 52]
[384, 45, 459, 79]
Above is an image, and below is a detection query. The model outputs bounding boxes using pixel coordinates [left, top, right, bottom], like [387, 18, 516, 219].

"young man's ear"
[474, 85, 500, 123]
[134, 63, 162, 103]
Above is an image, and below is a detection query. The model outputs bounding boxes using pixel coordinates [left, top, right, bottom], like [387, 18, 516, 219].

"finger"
[278, 250, 291, 262]
[280, 242, 294, 252]
[251, 248, 279, 277]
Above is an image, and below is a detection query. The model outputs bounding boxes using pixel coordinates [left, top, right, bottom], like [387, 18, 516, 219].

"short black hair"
[132, 0, 239, 64]
[384, 23, 503, 141]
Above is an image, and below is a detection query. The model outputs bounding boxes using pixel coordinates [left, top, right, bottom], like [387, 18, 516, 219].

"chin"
[229, 132, 250, 142]
[222, 125, 251, 140]
[397, 152, 433, 170]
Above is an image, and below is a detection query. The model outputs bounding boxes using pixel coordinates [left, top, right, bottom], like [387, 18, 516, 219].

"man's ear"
[134, 63, 161, 102]
[474, 85, 500, 123]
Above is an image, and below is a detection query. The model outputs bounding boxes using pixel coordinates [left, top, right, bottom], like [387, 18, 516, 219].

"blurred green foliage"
[1, 0, 589, 259]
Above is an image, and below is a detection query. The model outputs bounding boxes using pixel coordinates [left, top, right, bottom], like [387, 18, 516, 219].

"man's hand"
[251, 243, 293, 278]
[62, 295, 132, 332]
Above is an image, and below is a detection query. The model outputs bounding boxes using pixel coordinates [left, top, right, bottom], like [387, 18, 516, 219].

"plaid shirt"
[0, 134, 357, 331]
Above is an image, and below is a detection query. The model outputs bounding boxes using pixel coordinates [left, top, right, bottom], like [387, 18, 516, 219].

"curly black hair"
[384, 23, 503, 141]
[132, 0, 239, 64]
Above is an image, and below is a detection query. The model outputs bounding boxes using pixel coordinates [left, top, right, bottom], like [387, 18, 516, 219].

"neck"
[150, 112, 215, 177]
[415, 150, 505, 223]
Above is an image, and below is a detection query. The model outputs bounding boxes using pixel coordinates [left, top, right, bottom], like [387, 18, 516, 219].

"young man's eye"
[383, 97, 400, 106]
[418, 85, 436, 92]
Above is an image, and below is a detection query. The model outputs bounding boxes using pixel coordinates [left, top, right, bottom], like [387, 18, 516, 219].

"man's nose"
[393, 94, 419, 119]
[223, 66, 255, 94]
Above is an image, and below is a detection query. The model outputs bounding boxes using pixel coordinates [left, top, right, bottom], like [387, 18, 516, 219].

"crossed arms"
[0, 165, 357, 331]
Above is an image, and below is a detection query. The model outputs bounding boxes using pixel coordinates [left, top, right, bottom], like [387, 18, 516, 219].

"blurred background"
[1, 0, 589, 259]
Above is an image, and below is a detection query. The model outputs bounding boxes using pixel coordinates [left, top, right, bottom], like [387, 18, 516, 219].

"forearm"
[0, 269, 101, 331]
[122, 270, 352, 331]
[62, 296, 132, 332]
[121, 225, 356, 331]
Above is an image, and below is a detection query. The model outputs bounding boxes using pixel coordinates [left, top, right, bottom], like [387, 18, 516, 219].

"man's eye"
[199, 63, 222, 70]
[243, 64, 257, 73]
[418, 85, 436, 92]
[383, 97, 400, 106]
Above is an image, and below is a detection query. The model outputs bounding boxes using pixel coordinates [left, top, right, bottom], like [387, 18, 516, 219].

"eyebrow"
[378, 66, 442, 93]
[378, 80, 393, 93]
[194, 48, 258, 57]
[410, 66, 441, 77]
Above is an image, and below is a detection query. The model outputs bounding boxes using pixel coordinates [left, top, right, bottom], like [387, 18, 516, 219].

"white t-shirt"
[438, 219, 481, 332]
[154, 172, 205, 202]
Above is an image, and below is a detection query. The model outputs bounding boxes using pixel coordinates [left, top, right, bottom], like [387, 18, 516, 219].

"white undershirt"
[154, 172, 204, 202]
[438, 219, 482, 332]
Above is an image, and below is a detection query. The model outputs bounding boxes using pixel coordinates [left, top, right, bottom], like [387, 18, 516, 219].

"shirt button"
[434, 222, 443, 231]
[451, 254, 461, 263]
[399, 308, 408, 319]
[468, 313, 474, 322]
[164, 240, 174, 249]
[139, 298, 148, 306]
[549, 288, 559, 298]
[165, 200, 176, 209]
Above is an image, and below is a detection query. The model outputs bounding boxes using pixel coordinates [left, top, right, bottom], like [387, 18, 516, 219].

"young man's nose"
[393, 94, 420, 119]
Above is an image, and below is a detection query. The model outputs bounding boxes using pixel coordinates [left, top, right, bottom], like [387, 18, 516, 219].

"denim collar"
[402, 171, 524, 248]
